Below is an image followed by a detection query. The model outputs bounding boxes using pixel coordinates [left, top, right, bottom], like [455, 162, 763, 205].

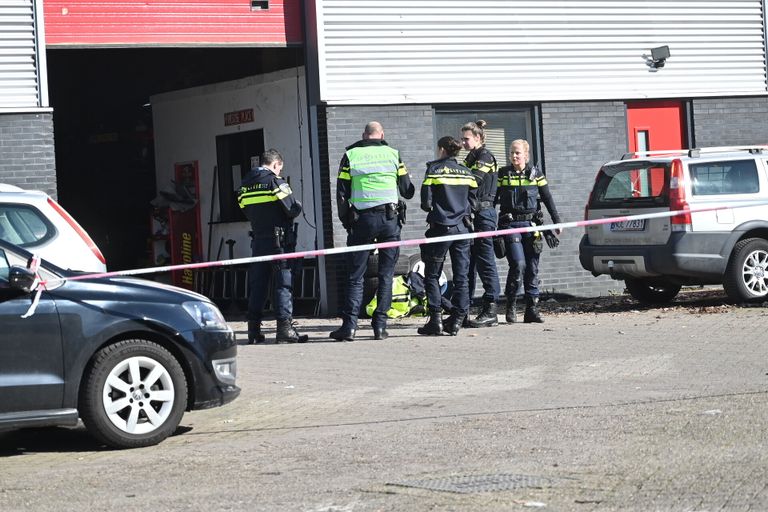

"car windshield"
[590, 161, 670, 208]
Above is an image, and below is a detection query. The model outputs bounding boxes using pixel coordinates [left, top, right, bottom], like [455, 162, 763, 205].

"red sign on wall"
[170, 162, 202, 289]
[224, 109, 255, 126]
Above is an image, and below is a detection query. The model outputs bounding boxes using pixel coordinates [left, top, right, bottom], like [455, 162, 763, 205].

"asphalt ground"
[1, 289, 767, 511]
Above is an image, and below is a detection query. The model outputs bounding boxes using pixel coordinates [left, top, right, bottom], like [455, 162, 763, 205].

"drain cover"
[387, 473, 553, 494]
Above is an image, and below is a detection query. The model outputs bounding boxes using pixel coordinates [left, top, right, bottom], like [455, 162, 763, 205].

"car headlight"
[182, 301, 229, 330]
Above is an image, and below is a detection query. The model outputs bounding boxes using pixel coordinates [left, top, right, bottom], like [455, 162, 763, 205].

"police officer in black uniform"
[461, 120, 502, 328]
[496, 139, 561, 323]
[418, 136, 478, 336]
[237, 148, 308, 343]
[330, 121, 415, 341]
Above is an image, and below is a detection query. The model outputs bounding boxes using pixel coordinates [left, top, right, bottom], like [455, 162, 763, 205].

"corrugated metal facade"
[314, 0, 768, 105]
[43, 0, 303, 47]
[0, 0, 45, 108]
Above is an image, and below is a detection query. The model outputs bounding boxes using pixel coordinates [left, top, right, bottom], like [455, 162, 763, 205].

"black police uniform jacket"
[237, 166, 302, 235]
[495, 164, 561, 223]
[421, 157, 478, 226]
[463, 146, 498, 209]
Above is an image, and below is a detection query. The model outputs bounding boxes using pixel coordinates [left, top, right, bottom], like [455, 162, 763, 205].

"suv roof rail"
[620, 145, 768, 160]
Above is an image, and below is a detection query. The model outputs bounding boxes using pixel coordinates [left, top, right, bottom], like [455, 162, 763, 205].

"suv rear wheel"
[724, 238, 768, 302]
[624, 277, 682, 304]
[80, 339, 188, 449]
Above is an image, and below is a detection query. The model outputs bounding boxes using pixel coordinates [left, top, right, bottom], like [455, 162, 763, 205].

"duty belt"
[359, 204, 390, 214]
[477, 200, 495, 210]
[501, 212, 535, 221]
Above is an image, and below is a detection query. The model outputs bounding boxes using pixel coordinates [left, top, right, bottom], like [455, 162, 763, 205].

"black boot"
[505, 297, 518, 323]
[523, 297, 544, 323]
[417, 311, 443, 336]
[276, 318, 309, 343]
[372, 323, 389, 340]
[247, 321, 265, 344]
[443, 312, 465, 336]
[468, 301, 498, 328]
[329, 324, 356, 341]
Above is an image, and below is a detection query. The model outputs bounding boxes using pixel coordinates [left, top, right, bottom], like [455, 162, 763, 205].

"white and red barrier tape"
[15, 202, 747, 318]
[37, 202, 737, 287]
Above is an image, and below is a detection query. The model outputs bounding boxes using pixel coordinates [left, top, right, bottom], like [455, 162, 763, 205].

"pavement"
[1, 289, 767, 511]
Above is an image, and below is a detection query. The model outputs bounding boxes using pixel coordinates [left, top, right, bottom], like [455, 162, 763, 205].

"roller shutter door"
[0, 0, 43, 108]
[313, 0, 768, 105]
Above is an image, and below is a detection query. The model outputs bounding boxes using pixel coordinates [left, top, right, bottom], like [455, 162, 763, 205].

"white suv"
[0, 184, 106, 272]
[579, 146, 768, 303]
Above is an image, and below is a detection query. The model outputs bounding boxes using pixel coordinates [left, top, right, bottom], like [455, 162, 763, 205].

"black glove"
[543, 230, 559, 249]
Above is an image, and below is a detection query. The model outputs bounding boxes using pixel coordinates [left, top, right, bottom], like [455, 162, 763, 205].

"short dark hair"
[261, 148, 283, 167]
[437, 136, 462, 157]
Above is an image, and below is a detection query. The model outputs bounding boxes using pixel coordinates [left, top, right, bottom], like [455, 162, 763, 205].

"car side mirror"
[9, 265, 37, 293]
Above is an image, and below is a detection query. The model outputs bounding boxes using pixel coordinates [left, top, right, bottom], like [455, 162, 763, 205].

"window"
[434, 108, 536, 167]
[215, 129, 265, 223]
[590, 162, 670, 208]
[0, 205, 55, 247]
[690, 160, 759, 196]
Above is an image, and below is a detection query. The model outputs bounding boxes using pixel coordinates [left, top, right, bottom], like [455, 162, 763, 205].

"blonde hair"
[509, 139, 530, 154]
[461, 119, 487, 143]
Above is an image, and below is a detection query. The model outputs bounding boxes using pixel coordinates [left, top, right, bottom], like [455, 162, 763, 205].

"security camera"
[650, 45, 670, 68]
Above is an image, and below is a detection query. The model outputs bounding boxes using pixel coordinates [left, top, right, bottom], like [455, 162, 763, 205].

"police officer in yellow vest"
[238, 149, 308, 344]
[330, 121, 415, 341]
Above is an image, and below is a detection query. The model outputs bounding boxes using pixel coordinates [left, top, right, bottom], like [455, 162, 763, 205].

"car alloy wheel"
[724, 238, 768, 302]
[102, 355, 176, 435]
[80, 339, 188, 448]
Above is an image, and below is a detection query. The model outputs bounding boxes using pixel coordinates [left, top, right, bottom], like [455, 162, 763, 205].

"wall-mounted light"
[646, 45, 670, 70]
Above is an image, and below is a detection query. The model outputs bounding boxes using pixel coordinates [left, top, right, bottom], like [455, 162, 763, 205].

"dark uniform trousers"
[468, 207, 501, 302]
[342, 208, 401, 329]
[248, 233, 295, 322]
[421, 223, 471, 317]
[503, 220, 540, 299]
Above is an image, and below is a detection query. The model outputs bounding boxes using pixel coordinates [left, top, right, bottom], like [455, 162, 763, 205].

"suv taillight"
[668, 159, 691, 231]
[47, 198, 107, 264]
[584, 167, 602, 220]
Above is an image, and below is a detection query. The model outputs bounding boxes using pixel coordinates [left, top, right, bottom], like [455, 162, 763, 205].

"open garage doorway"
[47, 47, 303, 271]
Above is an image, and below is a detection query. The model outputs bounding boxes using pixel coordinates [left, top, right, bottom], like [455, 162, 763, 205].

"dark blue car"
[0, 240, 239, 448]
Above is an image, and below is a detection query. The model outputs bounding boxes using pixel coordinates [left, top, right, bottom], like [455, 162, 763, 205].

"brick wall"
[318, 102, 634, 314]
[692, 96, 768, 147]
[539, 101, 627, 299]
[320, 105, 435, 312]
[0, 113, 57, 197]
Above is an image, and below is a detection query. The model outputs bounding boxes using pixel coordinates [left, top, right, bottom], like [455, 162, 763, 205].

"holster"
[493, 236, 506, 259]
[532, 232, 544, 254]
[345, 208, 360, 229]
[462, 215, 474, 231]
[386, 202, 397, 221]
[396, 200, 407, 226]
[273, 226, 285, 249]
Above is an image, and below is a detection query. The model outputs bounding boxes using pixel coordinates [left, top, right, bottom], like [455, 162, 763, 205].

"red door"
[627, 101, 686, 196]
[626, 100, 686, 152]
